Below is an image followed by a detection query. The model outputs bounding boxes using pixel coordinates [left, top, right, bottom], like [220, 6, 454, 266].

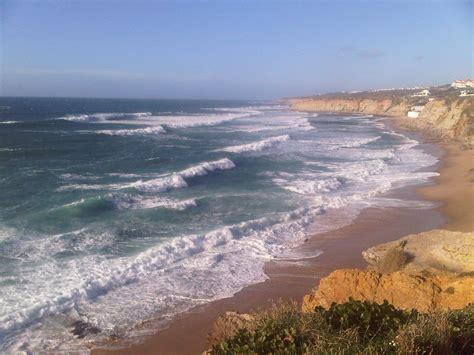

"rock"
[71, 320, 101, 338]
[290, 98, 404, 116]
[303, 230, 474, 313]
[302, 269, 474, 313]
[418, 98, 473, 141]
[363, 230, 474, 276]
[207, 311, 255, 347]
[367, 241, 411, 273]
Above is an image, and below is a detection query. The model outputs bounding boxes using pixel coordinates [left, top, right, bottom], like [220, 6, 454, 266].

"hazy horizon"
[0, 0, 472, 100]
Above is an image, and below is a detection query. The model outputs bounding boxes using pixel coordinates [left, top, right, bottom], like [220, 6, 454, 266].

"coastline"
[92, 116, 473, 355]
[389, 116, 474, 232]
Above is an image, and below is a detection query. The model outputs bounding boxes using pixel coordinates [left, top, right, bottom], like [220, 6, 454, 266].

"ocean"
[0, 97, 438, 352]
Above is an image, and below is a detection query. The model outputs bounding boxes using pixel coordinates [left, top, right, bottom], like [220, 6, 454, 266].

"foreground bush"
[210, 300, 473, 355]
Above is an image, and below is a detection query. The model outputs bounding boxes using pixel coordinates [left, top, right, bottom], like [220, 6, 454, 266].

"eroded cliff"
[290, 96, 474, 145]
[302, 230, 474, 313]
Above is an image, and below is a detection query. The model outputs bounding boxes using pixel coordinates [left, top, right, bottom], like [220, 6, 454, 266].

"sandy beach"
[92, 118, 473, 355]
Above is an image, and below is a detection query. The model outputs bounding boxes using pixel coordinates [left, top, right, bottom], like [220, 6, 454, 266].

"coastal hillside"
[287, 85, 474, 146]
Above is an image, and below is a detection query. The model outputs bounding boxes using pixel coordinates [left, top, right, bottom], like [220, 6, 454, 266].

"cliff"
[290, 96, 474, 146]
[208, 230, 474, 353]
[302, 230, 474, 313]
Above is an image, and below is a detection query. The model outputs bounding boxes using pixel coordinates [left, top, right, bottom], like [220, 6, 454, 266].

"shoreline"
[389, 116, 474, 232]
[93, 116, 473, 355]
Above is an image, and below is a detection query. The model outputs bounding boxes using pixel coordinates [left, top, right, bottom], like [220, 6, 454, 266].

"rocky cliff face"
[290, 97, 473, 145]
[289, 98, 407, 116]
[417, 99, 473, 140]
[302, 269, 473, 313]
[363, 229, 474, 276]
[302, 230, 474, 313]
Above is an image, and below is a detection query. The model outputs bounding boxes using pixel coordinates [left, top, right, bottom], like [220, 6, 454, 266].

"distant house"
[460, 90, 474, 97]
[407, 105, 425, 118]
[451, 79, 474, 89]
[412, 89, 430, 97]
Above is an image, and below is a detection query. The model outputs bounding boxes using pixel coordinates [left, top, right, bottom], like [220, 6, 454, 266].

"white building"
[412, 89, 430, 97]
[407, 105, 425, 119]
[460, 90, 474, 97]
[411, 105, 425, 112]
[451, 80, 474, 88]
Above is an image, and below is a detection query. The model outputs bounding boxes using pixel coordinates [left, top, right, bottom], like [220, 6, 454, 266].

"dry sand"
[93, 119, 473, 355]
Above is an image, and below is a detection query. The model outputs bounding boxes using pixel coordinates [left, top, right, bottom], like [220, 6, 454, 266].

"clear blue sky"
[0, 0, 472, 99]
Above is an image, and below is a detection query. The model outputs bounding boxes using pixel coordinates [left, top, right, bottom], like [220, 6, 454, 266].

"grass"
[209, 300, 473, 355]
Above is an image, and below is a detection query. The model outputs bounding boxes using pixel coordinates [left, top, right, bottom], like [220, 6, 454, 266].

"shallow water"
[0, 97, 438, 352]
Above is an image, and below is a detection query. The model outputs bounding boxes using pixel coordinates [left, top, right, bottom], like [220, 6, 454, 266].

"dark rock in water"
[71, 320, 101, 339]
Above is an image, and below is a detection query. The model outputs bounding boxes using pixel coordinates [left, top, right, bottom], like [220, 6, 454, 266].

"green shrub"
[448, 304, 474, 354]
[209, 301, 474, 355]
[211, 303, 312, 355]
[315, 298, 413, 340]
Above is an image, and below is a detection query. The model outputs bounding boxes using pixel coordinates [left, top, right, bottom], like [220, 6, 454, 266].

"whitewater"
[0, 98, 439, 353]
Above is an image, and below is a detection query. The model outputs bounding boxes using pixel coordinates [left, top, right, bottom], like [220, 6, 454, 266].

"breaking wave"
[217, 135, 290, 153]
[97, 126, 166, 136]
[60, 194, 197, 212]
[0, 206, 323, 349]
[151, 112, 257, 129]
[58, 158, 236, 192]
[341, 136, 382, 148]
[57, 112, 153, 122]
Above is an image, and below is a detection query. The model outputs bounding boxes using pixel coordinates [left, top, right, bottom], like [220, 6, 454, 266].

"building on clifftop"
[412, 89, 430, 97]
[451, 79, 474, 88]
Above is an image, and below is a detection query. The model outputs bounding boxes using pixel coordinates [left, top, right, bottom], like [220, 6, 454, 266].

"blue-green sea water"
[0, 97, 438, 352]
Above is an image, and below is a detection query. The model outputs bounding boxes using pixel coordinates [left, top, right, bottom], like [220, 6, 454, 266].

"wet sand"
[93, 121, 473, 355]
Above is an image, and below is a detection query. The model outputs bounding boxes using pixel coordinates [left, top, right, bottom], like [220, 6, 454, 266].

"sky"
[0, 0, 472, 100]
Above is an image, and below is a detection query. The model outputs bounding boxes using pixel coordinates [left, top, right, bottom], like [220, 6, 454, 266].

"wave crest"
[58, 159, 236, 192]
[97, 126, 166, 136]
[217, 135, 290, 153]
[57, 112, 152, 122]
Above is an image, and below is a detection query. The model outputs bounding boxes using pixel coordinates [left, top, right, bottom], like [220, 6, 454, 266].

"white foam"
[97, 126, 166, 136]
[122, 174, 189, 193]
[107, 173, 146, 178]
[0, 207, 324, 352]
[179, 158, 235, 178]
[147, 112, 255, 129]
[276, 249, 323, 261]
[216, 135, 290, 153]
[341, 136, 381, 148]
[324, 159, 389, 182]
[0, 121, 19, 124]
[60, 199, 87, 208]
[276, 177, 342, 194]
[57, 183, 121, 192]
[57, 112, 152, 122]
[60, 173, 101, 181]
[125, 159, 235, 193]
[106, 194, 197, 211]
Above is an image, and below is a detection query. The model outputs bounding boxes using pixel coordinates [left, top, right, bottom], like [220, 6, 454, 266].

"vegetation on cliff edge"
[210, 299, 473, 355]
